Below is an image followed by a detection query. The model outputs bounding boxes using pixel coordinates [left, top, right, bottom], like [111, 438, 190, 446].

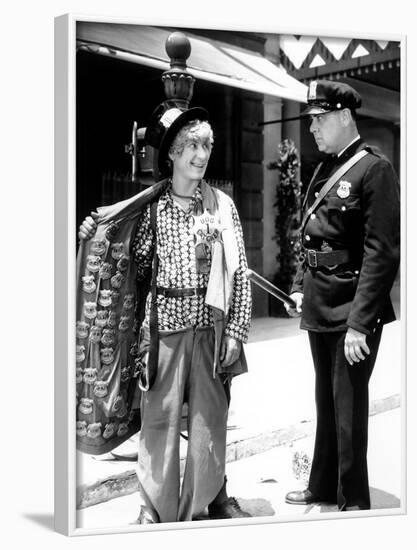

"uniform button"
[315, 192, 319, 198]
[377, 318, 381, 323]
[305, 235, 311, 241]
[311, 213, 316, 220]
[341, 206, 347, 212]
[355, 270, 359, 275]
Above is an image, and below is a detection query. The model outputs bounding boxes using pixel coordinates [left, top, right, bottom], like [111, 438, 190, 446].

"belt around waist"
[156, 287, 207, 297]
[305, 248, 350, 268]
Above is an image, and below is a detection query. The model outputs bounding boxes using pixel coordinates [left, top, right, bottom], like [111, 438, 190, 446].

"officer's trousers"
[307, 326, 383, 510]
[137, 326, 229, 523]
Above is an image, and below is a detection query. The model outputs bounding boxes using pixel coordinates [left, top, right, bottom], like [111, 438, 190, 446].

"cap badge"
[160, 108, 183, 129]
[337, 180, 351, 199]
[308, 81, 317, 101]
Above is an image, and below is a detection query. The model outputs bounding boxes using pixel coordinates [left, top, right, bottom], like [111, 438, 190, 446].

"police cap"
[301, 80, 362, 116]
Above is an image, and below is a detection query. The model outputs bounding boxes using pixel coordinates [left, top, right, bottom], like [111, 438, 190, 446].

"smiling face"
[169, 120, 213, 183]
[309, 110, 349, 155]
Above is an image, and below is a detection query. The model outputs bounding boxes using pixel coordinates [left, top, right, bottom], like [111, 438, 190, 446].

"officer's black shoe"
[342, 504, 369, 512]
[285, 488, 322, 505]
[208, 497, 251, 519]
[136, 505, 159, 524]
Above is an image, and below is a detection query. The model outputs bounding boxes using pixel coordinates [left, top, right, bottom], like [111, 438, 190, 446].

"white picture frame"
[54, 11, 406, 539]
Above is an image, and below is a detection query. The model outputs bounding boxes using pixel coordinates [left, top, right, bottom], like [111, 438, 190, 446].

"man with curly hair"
[78, 102, 252, 523]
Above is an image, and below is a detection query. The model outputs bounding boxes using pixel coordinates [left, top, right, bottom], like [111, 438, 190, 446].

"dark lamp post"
[126, 31, 196, 182]
[162, 31, 195, 108]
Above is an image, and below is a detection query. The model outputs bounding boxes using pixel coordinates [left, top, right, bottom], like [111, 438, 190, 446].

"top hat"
[301, 80, 362, 116]
[145, 100, 209, 174]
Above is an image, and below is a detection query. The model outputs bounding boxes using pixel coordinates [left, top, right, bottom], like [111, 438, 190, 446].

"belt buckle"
[307, 249, 318, 268]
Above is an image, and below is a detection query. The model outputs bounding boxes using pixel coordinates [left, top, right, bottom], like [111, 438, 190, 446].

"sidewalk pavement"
[77, 407, 402, 529]
[76, 317, 403, 524]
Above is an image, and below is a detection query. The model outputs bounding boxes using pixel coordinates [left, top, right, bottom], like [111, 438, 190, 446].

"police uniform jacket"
[291, 138, 400, 335]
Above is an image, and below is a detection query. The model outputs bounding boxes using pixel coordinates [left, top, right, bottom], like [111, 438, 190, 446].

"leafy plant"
[267, 139, 302, 297]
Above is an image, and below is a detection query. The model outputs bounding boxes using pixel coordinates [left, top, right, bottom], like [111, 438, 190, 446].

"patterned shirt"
[131, 183, 251, 342]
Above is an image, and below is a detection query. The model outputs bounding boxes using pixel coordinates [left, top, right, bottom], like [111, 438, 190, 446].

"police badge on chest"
[191, 208, 221, 274]
[337, 180, 351, 199]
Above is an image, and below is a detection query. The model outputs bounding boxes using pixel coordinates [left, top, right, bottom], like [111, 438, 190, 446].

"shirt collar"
[337, 135, 361, 158]
[159, 180, 203, 213]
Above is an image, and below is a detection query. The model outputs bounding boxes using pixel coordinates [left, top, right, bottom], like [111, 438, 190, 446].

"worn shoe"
[136, 505, 159, 524]
[285, 488, 322, 505]
[208, 497, 252, 519]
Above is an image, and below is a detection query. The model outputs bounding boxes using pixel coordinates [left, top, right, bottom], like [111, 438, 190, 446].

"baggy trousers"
[307, 326, 383, 510]
[137, 326, 229, 522]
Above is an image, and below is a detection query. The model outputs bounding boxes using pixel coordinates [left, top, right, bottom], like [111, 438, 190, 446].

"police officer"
[284, 80, 400, 511]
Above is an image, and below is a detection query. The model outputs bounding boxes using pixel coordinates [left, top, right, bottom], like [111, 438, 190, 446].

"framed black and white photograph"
[53, 12, 406, 538]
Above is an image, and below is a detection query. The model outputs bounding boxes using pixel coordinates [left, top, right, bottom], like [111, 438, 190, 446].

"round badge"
[102, 423, 116, 439]
[83, 368, 98, 385]
[123, 293, 134, 310]
[105, 222, 120, 241]
[111, 272, 126, 289]
[90, 239, 106, 256]
[78, 398, 94, 415]
[95, 310, 109, 328]
[93, 380, 108, 398]
[86, 255, 101, 273]
[101, 329, 115, 346]
[120, 367, 131, 383]
[83, 301, 97, 320]
[98, 289, 112, 308]
[76, 421, 87, 437]
[100, 347, 114, 365]
[99, 262, 112, 280]
[76, 345, 86, 363]
[87, 422, 102, 439]
[117, 422, 129, 437]
[111, 395, 123, 413]
[76, 321, 89, 339]
[89, 325, 101, 343]
[111, 243, 125, 261]
[118, 315, 131, 332]
[82, 275, 97, 294]
[117, 256, 129, 272]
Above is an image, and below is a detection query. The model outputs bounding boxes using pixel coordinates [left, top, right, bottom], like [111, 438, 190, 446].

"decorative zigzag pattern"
[280, 36, 399, 76]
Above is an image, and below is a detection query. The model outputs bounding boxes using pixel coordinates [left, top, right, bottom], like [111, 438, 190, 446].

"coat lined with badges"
[75, 181, 167, 455]
[291, 139, 400, 334]
[75, 179, 249, 455]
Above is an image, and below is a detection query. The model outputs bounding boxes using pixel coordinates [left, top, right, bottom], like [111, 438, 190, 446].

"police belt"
[304, 248, 350, 268]
[156, 287, 207, 297]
